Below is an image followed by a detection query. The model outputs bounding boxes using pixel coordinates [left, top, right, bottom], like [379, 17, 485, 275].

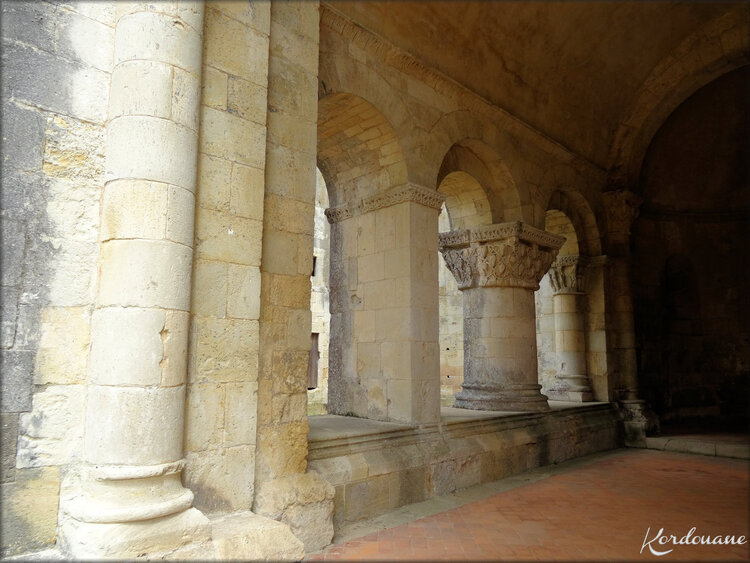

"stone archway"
[317, 92, 444, 424]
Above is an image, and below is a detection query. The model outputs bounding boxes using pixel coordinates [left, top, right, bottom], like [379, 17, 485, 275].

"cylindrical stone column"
[440, 222, 564, 411]
[59, 2, 210, 558]
[546, 256, 594, 401]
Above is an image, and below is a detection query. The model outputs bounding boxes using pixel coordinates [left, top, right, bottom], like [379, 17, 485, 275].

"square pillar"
[327, 184, 444, 424]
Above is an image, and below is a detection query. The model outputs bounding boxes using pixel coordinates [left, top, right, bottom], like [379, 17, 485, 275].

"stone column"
[440, 222, 564, 411]
[59, 3, 210, 558]
[546, 256, 594, 402]
[602, 189, 659, 442]
[326, 184, 445, 424]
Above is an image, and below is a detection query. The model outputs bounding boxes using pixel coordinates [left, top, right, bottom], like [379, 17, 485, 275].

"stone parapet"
[308, 404, 621, 529]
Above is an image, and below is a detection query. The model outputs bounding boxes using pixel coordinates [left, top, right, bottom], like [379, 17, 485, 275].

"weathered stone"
[0, 1, 57, 53]
[114, 11, 202, 74]
[1, 413, 18, 484]
[107, 116, 198, 193]
[227, 265, 261, 320]
[84, 385, 184, 466]
[16, 385, 84, 467]
[0, 350, 33, 412]
[1, 101, 45, 173]
[109, 61, 173, 121]
[204, 7, 269, 86]
[199, 106, 267, 169]
[59, 507, 211, 560]
[34, 306, 90, 385]
[0, 466, 60, 557]
[189, 317, 259, 382]
[254, 472, 335, 551]
[184, 445, 255, 514]
[230, 162, 265, 220]
[55, 7, 114, 72]
[0, 218, 26, 288]
[211, 511, 305, 561]
[1, 41, 109, 124]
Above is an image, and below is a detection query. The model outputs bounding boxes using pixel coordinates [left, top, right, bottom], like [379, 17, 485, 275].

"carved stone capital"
[439, 222, 565, 290]
[602, 189, 643, 238]
[325, 183, 445, 223]
[548, 255, 589, 294]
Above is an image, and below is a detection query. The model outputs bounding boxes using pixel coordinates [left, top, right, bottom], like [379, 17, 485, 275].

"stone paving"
[307, 448, 749, 561]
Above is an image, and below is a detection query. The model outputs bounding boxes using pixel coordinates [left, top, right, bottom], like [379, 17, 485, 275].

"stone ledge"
[645, 436, 750, 459]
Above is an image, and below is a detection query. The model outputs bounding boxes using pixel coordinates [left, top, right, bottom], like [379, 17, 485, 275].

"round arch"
[436, 137, 531, 224]
[317, 92, 409, 207]
[607, 6, 750, 188]
[423, 111, 533, 222]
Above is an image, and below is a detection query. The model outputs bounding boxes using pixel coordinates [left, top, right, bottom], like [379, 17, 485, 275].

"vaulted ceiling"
[326, 1, 740, 169]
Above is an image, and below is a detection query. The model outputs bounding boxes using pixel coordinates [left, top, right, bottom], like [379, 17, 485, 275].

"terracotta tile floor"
[308, 449, 749, 561]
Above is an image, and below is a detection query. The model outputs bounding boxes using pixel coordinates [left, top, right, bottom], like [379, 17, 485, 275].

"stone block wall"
[309, 405, 621, 530]
[1, 2, 113, 555]
[633, 66, 749, 426]
[184, 0, 270, 515]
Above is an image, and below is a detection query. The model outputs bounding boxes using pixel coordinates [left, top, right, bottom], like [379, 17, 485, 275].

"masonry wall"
[1, 2, 113, 555]
[633, 66, 749, 426]
[182, 1, 270, 515]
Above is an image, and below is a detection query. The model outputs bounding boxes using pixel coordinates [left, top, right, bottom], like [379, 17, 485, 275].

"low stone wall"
[308, 404, 622, 529]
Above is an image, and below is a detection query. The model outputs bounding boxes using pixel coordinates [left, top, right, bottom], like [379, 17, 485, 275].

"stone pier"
[440, 223, 564, 412]
[326, 184, 445, 425]
[602, 189, 659, 443]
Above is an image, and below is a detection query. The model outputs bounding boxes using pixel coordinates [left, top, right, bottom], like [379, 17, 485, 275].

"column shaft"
[548, 292, 593, 401]
[458, 286, 545, 410]
[59, 2, 209, 558]
[546, 255, 593, 401]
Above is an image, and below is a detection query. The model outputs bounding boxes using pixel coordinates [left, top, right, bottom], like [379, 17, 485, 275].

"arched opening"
[536, 209, 580, 397]
[437, 171, 493, 404]
[308, 169, 331, 415]
[632, 65, 749, 430]
[316, 92, 441, 424]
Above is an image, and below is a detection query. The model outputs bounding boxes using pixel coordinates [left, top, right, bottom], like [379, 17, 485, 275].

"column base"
[546, 377, 594, 402]
[253, 471, 336, 552]
[454, 384, 550, 412]
[58, 507, 211, 560]
[546, 388, 594, 402]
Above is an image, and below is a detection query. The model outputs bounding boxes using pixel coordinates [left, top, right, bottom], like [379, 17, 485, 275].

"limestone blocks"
[254, 471, 336, 553]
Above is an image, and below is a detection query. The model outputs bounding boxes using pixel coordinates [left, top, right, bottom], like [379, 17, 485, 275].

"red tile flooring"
[308, 449, 749, 561]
